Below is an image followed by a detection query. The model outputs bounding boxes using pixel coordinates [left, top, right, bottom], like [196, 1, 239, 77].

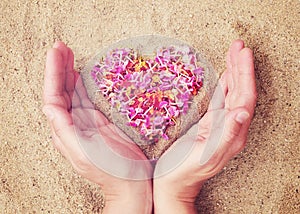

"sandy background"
[0, 0, 299, 213]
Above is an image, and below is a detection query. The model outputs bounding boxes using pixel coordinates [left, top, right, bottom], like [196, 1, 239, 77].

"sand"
[0, 0, 299, 213]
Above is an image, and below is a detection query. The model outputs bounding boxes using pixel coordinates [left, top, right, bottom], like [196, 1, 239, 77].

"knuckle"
[223, 127, 240, 144]
[230, 125, 241, 138]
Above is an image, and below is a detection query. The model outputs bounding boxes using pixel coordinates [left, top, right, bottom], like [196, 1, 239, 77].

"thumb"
[222, 108, 250, 144]
[199, 108, 249, 165]
[42, 104, 74, 139]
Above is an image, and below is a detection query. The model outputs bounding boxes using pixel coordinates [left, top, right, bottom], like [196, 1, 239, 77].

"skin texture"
[42, 40, 256, 213]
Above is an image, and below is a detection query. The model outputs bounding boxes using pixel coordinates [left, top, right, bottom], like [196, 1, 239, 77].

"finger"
[43, 42, 72, 110]
[225, 47, 233, 92]
[71, 91, 81, 108]
[230, 40, 244, 89]
[199, 107, 249, 165]
[44, 48, 65, 101]
[226, 40, 244, 92]
[50, 125, 61, 150]
[42, 104, 73, 135]
[50, 125, 68, 158]
[235, 48, 257, 113]
[53, 41, 69, 63]
[42, 104, 85, 160]
[227, 108, 254, 156]
[43, 103, 71, 157]
[198, 109, 220, 141]
[43, 105, 105, 153]
[53, 42, 74, 110]
[221, 109, 249, 146]
[66, 48, 75, 94]
[71, 75, 81, 109]
[208, 72, 228, 110]
[219, 70, 229, 96]
[45, 104, 150, 179]
[65, 49, 75, 110]
[75, 75, 94, 108]
[70, 71, 81, 108]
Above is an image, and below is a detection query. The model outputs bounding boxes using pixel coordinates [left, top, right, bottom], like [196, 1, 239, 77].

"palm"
[72, 105, 147, 162]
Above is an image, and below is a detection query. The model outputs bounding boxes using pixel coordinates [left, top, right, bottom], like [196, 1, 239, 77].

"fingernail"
[43, 108, 54, 121]
[235, 111, 250, 124]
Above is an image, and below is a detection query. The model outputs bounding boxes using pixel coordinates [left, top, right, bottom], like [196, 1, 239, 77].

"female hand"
[153, 40, 257, 213]
[42, 42, 152, 214]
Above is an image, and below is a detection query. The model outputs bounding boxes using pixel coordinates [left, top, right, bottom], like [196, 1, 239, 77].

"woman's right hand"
[153, 40, 257, 213]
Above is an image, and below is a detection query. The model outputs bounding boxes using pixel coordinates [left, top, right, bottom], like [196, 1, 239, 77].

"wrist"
[105, 196, 152, 214]
[153, 179, 205, 214]
[153, 190, 196, 214]
[103, 180, 153, 214]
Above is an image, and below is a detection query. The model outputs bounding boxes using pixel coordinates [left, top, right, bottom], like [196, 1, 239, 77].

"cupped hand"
[42, 42, 152, 213]
[153, 40, 257, 213]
